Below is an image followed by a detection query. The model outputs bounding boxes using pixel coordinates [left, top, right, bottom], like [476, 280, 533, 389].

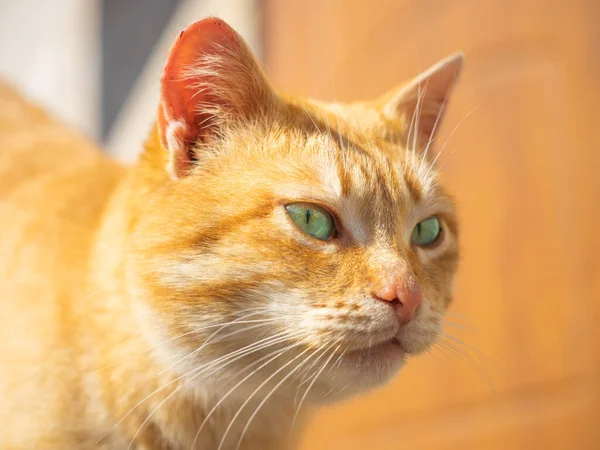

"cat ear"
[158, 18, 274, 179]
[382, 53, 464, 152]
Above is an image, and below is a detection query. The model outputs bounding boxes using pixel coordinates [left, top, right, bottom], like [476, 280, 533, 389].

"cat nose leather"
[373, 282, 423, 324]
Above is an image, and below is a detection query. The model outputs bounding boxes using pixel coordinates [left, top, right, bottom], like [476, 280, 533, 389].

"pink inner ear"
[158, 17, 242, 150]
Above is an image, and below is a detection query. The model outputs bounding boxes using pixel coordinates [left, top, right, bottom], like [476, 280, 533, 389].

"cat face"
[127, 18, 461, 403]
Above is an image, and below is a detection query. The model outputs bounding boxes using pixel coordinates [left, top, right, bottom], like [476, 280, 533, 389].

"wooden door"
[263, 1, 600, 448]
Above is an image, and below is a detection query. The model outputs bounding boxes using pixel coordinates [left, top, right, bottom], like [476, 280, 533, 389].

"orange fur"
[0, 18, 462, 450]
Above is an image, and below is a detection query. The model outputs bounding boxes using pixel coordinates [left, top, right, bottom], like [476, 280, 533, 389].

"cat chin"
[308, 340, 408, 403]
[172, 340, 407, 407]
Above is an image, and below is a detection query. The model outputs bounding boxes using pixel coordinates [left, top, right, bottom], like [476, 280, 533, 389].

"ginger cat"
[0, 18, 463, 450]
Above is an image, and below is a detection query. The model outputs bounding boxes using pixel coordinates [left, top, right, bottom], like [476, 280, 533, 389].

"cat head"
[127, 18, 462, 401]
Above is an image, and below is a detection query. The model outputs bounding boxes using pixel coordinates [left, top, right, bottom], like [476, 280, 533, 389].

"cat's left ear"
[381, 53, 464, 151]
[158, 18, 275, 179]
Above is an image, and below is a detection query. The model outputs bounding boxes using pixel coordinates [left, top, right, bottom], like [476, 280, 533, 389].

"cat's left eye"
[285, 203, 336, 241]
[411, 216, 441, 247]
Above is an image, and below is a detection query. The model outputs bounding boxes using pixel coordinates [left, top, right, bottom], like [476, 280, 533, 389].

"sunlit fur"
[0, 18, 461, 450]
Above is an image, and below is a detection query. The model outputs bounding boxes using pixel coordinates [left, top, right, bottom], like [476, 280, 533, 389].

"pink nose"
[373, 281, 423, 323]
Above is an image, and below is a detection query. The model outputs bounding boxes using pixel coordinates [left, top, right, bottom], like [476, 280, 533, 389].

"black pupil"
[305, 209, 311, 224]
[417, 223, 422, 235]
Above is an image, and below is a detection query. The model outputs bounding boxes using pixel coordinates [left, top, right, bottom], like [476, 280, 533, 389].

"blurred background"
[1, 0, 599, 449]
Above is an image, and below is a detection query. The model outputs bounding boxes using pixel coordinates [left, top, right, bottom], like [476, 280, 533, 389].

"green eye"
[285, 203, 335, 241]
[411, 216, 441, 246]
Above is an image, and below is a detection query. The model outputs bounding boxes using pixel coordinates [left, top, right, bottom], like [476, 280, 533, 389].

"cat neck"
[84, 173, 305, 450]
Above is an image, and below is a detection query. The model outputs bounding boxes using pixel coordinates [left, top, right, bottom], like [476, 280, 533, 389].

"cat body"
[0, 18, 463, 450]
[0, 84, 296, 450]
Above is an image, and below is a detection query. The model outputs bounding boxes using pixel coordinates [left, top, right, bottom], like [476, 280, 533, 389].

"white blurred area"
[0, 0, 101, 138]
[0, 0, 260, 162]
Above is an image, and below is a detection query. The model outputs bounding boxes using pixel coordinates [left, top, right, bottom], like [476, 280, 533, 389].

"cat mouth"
[345, 337, 407, 360]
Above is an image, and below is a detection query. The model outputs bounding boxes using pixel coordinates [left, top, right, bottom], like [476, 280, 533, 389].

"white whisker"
[126, 385, 183, 450]
[159, 317, 279, 374]
[216, 335, 333, 450]
[412, 80, 429, 167]
[234, 343, 335, 450]
[424, 104, 481, 179]
[291, 343, 341, 428]
[436, 339, 495, 395]
[189, 341, 304, 448]
[96, 329, 301, 445]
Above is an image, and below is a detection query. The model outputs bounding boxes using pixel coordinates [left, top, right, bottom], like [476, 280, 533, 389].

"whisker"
[430, 344, 455, 363]
[295, 345, 331, 391]
[405, 82, 423, 167]
[158, 317, 280, 374]
[424, 104, 481, 179]
[235, 342, 340, 450]
[442, 319, 476, 331]
[330, 347, 346, 372]
[436, 339, 496, 395]
[436, 147, 457, 172]
[291, 343, 341, 428]
[444, 311, 476, 328]
[292, 344, 331, 407]
[94, 310, 272, 374]
[323, 379, 351, 402]
[441, 332, 487, 357]
[216, 344, 318, 450]
[419, 85, 449, 171]
[191, 330, 307, 381]
[96, 329, 302, 445]
[412, 80, 429, 167]
[92, 329, 199, 374]
[190, 340, 305, 449]
[126, 385, 184, 450]
[300, 104, 323, 135]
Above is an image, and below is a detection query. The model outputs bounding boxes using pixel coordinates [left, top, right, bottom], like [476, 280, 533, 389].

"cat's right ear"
[380, 53, 464, 155]
[158, 18, 274, 179]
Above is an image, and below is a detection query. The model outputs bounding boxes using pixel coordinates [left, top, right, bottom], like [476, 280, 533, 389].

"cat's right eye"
[411, 216, 441, 247]
[285, 203, 336, 241]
